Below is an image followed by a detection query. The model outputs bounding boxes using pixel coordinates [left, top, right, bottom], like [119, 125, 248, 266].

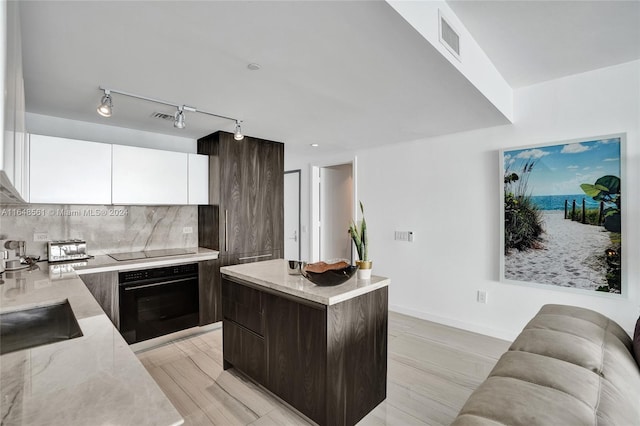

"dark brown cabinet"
[197, 131, 284, 256]
[221, 275, 388, 426]
[221, 279, 266, 384]
[197, 131, 284, 325]
[80, 271, 119, 328]
[265, 292, 327, 424]
[198, 258, 223, 326]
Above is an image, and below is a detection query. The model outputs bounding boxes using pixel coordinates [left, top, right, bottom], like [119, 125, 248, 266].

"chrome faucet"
[4, 240, 26, 259]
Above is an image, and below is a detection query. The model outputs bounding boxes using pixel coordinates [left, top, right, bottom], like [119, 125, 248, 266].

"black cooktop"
[108, 248, 197, 261]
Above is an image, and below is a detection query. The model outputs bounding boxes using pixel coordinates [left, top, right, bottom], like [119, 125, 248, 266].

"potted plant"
[349, 201, 372, 279]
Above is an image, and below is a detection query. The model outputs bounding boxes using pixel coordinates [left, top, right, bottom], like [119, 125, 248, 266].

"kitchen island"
[220, 259, 390, 426]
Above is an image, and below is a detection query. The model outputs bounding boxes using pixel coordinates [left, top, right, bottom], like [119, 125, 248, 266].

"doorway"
[311, 161, 356, 262]
[284, 170, 301, 260]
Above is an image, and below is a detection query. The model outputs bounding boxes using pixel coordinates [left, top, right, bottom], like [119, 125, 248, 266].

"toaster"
[48, 240, 90, 262]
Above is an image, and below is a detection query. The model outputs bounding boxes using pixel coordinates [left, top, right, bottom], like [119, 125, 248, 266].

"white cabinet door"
[29, 135, 112, 204]
[188, 154, 208, 205]
[112, 145, 188, 205]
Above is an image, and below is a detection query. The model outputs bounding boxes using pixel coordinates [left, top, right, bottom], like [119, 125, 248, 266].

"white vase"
[356, 260, 372, 280]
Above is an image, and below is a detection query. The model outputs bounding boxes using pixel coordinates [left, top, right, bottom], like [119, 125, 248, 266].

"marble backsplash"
[0, 204, 198, 259]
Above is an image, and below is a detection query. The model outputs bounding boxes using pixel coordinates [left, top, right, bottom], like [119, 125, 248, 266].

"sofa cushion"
[634, 316, 640, 367]
[451, 304, 640, 426]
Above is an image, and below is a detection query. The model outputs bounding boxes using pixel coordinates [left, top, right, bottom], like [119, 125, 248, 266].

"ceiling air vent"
[151, 111, 175, 121]
[439, 10, 461, 61]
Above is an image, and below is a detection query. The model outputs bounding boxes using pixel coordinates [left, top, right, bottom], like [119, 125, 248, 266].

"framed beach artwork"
[500, 134, 624, 295]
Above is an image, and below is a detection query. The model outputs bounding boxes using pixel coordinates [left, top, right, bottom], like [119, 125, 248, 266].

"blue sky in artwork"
[504, 138, 621, 196]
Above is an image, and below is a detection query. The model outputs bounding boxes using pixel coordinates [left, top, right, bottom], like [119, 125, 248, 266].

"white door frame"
[309, 156, 358, 262]
[284, 169, 302, 260]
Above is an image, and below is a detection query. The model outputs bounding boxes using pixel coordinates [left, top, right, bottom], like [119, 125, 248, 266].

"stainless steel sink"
[0, 301, 83, 355]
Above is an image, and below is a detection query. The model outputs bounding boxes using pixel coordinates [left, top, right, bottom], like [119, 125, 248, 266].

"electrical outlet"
[394, 231, 414, 242]
[34, 232, 49, 242]
[477, 290, 488, 304]
[182, 227, 193, 234]
[394, 231, 407, 241]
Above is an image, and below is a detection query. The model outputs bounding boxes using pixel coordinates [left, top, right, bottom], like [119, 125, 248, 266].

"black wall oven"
[119, 263, 199, 344]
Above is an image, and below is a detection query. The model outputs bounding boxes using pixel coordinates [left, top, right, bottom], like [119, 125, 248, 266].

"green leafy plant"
[348, 201, 368, 261]
[580, 175, 620, 207]
[580, 175, 621, 232]
[504, 159, 545, 253]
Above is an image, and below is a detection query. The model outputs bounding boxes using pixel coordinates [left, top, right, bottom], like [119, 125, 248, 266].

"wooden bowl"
[300, 260, 358, 286]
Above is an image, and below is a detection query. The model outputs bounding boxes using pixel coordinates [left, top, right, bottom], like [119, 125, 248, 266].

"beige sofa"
[452, 304, 640, 425]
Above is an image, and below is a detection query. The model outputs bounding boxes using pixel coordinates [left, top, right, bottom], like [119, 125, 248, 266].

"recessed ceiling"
[447, 0, 640, 88]
[18, 1, 510, 151]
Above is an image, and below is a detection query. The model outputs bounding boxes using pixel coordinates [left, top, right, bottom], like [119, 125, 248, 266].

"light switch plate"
[34, 232, 49, 242]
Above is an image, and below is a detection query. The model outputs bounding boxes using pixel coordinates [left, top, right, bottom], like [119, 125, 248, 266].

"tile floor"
[136, 312, 511, 425]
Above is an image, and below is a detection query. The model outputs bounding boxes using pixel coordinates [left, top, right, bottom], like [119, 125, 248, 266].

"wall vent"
[439, 10, 461, 61]
[151, 111, 175, 121]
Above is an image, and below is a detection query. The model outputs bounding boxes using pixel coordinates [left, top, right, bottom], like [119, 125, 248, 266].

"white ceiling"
[18, 1, 640, 153]
[448, 0, 640, 88]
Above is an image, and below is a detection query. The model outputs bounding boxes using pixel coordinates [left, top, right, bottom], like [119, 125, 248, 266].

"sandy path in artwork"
[505, 211, 611, 290]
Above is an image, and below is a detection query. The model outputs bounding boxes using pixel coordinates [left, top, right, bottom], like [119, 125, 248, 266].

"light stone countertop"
[220, 259, 390, 305]
[73, 247, 219, 275]
[0, 255, 203, 425]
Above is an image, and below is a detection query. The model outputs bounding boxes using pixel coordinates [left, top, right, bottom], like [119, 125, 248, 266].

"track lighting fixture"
[234, 121, 244, 141]
[174, 107, 186, 129]
[97, 90, 112, 117]
[97, 87, 244, 137]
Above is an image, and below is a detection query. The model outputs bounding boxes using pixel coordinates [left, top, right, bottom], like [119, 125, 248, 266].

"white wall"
[289, 60, 640, 340]
[26, 113, 197, 153]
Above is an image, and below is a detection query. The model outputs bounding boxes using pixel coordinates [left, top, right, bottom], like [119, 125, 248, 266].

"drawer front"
[223, 319, 266, 385]
[222, 279, 263, 335]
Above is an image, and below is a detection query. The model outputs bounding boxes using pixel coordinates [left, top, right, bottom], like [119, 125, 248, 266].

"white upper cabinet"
[112, 145, 188, 205]
[1, 0, 28, 203]
[188, 154, 209, 205]
[29, 135, 112, 204]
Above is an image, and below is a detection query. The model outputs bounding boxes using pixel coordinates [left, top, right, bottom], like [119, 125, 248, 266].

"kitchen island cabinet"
[220, 259, 389, 426]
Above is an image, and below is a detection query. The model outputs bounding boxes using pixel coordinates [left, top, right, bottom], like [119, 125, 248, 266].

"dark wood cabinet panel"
[197, 131, 284, 257]
[256, 139, 284, 253]
[197, 205, 219, 251]
[221, 278, 263, 335]
[80, 271, 119, 328]
[198, 259, 223, 325]
[222, 319, 266, 385]
[326, 287, 388, 426]
[197, 131, 284, 330]
[265, 292, 327, 425]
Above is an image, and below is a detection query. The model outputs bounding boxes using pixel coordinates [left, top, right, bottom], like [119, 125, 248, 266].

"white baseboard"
[389, 304, 518, 342]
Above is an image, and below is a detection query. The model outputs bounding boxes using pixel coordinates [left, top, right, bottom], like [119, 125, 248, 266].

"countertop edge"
[220, 260, 390, 306]
[75, 250, 219, 275]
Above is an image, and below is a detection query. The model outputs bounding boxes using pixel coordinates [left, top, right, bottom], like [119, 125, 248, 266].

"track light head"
[234, 120, 244, 140]
[174, 108, 186, 129]
[97, 90, 112, 117]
